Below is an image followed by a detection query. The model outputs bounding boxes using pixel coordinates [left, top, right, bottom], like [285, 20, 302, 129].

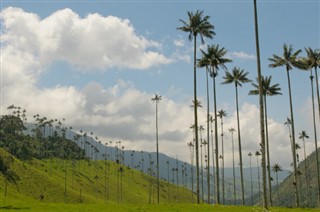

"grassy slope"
[0, 148, 192, 205]
[274, 148, 320, 208]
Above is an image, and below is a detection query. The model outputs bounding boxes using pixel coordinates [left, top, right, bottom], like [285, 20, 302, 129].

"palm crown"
[198, 44, 232, 77]
[222, 67, 251, 87]
[249, 75, 282, 96]
[177, 10, 215, 44]
[268, 44, 303, 71]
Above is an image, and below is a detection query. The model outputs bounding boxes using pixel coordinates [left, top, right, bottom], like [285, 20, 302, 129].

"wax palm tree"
[300, 49, 320, 205]
[218, 109, 227, 204]
[222, 67, 251, 205]
[178, 10, 215, 204]
[151, 94, 161, 204]
[253, 1, 268, 208]
[249, 75, 282, 206]
[299, 130, 311, 205]
[200, 44, 232, 203]
[269, 44, 302, 207]
[272, 163, 283, 205]
[229, 127, 236, 205]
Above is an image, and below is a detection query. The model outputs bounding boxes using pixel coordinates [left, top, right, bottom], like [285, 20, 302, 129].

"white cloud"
[174, 38, 185, 47]
[1, 7, 172, 71]
[229, 51, 256, 60]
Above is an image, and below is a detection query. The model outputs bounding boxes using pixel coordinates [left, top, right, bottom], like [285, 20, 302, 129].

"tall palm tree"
[229, 127, 237, 205]
[272, 163, 283, 205]
[218, 109, 227, 204]
[222, 67, 251, 205]
[299, 130, 311, 205]
[177, 10, 215, 204]
[200, 44, 232, 203]
[249, 75, 282, 206]
[253, 0, 268, 208]
[269, 44, 302, 207]
[300, 49, 320, 205]
[151, 94, 161, 204]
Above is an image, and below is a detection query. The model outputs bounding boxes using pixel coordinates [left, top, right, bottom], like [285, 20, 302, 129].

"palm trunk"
[310, 70, 320, 206]
[155, 101, 160, 204]
[302, 136, 310, 206]
[314, 66, 320, 124]
[264, 95, 272, 206]
[220, 117, 225, 204]
[256, 155, 261, 204]
[193, 35, 200, 204]
[276, 172, 280, 204]
[235, 84, 245, 205]
[253, 0, 268, 208]
[286, 68, 299, 207]
[210, 117, 216, 204]
[206, 67, 211, 203]
[249, 156, 253, 205]
[231, 132, 236, 205]
[212, 70, 220, 204]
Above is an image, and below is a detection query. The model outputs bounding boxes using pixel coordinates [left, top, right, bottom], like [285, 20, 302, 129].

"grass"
[1, 196, 319, 212]
[1, 149, 319, 211]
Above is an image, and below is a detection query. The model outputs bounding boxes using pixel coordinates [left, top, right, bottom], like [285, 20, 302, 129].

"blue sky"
[1, 0, 319, 168]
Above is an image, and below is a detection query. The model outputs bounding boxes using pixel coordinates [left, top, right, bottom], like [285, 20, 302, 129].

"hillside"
[272, 148, 320, 208]
[0, 148, 193, 206]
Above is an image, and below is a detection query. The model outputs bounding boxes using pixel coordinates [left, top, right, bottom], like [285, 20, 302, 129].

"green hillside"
[272, 148, 320, 208]
[0, 148, 194, 206]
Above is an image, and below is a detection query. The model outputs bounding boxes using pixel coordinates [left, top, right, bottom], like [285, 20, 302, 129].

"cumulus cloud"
[1, 7, 172, 71]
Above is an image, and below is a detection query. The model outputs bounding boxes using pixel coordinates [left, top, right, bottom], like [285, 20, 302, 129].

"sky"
[1, 0, 319, 169]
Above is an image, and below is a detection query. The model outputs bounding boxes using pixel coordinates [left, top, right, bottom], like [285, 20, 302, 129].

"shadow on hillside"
[0, 205, 30, 210]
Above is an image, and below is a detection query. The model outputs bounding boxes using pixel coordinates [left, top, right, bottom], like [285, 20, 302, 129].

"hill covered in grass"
[0, 148, 194, 206]
[271, 147, 320, 208]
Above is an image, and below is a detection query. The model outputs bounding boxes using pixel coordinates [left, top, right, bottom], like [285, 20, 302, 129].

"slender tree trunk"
[253, 0, 268, 208]
[264, 95, 272, 206]
[210, 116, 216, 204]
[315, 66, 320, 124]
[310, 70, 320, 206]
[231, 131, 237, 205]
[205, 67, 211, 203]
[256, 155, 261, 204]
[249, 155, 253, 205]
[155, 100, 160, 204]
[212, 70, 220, 204]
[193, 35, 200, 204]
[276, 172, 280, 204]
[220, 117, 225, 204]
[286, 68, 300, 207]
[302, 136, 310, 207]
[235, 84, 245, 205]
